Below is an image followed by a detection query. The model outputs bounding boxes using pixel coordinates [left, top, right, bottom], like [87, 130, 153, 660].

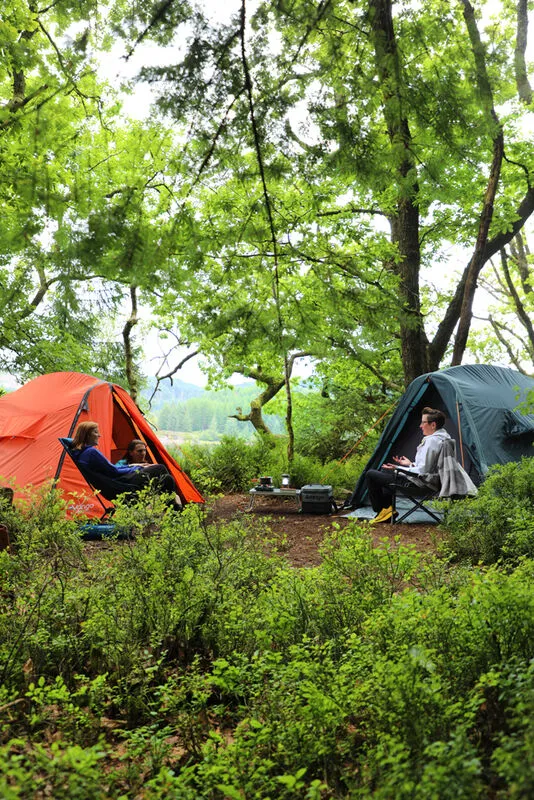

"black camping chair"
[58, 437, 137, 519]
[389, 438, 459, 525]
[390, 472, 442, 524]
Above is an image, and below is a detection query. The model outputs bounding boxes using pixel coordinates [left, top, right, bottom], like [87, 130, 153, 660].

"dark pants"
[122, 465, 177, 497]
[365, 468, 412, 512]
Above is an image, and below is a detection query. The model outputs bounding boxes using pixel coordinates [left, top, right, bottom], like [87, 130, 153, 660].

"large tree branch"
[183, 91, 243, 200]
[123, 286, 139, 401]
[510, 230, 532, 294]
[229, 374, 285, 435]
[429, 0, 531, 368]
[499, 246, 534, 353]
[429, 186, 534, 368]
[6, 266, 113, 321]
[316, 205, 388, 218]
[243, 352, 310, 385]
[515, 0, 532, 104]
[230, 352, 311, 436]
[451, 0, 504, 365]
[3, 84, 49, 119]
[441, 1, 534, 366]
[356, 358, 403, 392]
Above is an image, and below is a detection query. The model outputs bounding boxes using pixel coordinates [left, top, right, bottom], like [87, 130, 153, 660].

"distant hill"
[143, 378, 206, 409]
[143, 379, 258, 410]
[142, 379, 285, 439]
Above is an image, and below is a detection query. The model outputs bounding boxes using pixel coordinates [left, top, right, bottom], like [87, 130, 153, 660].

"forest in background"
[149, 382, 286, 441]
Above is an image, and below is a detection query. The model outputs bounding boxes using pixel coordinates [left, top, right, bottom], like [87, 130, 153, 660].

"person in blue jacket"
[70, 421, 181, 508]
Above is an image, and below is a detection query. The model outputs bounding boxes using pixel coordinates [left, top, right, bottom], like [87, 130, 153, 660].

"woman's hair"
[71, 421, 99, 450]
[422, 407, 446, 429]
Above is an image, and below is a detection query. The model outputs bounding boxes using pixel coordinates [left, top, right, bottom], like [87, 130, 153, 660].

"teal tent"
[348, 364, 534, 509]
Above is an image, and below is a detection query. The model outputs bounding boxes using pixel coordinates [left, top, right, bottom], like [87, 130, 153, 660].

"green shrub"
[177, 434, 275, 493]
[176, 434, 362, 497]
[0, 739, 110, 800]
[7, 480, 534, 797]
[489, 658, 534, 797]
[442, 458, 534, 564]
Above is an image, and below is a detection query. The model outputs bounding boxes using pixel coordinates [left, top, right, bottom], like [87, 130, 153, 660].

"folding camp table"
[247, 488, 302, 512]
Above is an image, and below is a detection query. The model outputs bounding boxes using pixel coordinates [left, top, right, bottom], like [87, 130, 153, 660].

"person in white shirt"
[365, 407, 450, 523]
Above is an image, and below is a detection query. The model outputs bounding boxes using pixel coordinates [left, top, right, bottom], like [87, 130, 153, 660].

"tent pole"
[456, 401, 465, 468]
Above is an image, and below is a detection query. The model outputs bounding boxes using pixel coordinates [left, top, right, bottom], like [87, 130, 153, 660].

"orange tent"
[0, 372, 204, 517]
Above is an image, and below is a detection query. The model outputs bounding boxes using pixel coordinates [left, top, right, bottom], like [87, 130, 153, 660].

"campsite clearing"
[82, 493, 442, 567]
[206, 493, 443, 567]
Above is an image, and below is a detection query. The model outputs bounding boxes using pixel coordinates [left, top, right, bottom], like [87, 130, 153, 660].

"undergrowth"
[2, 479, 534, 797]
[441, 457, 534, 564]
[176, 434, 364, 497]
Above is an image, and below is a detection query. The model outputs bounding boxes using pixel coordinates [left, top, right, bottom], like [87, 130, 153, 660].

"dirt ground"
[206, 493, 443, 568]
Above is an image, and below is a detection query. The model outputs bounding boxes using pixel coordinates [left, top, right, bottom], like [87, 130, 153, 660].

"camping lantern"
[281, 474, 290, 488]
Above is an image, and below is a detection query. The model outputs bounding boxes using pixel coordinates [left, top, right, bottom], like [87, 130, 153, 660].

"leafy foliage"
[175, 433, 364, 495]
[4, 478, 534, 796]
[126, 0, 534, 389]
[441, 457, 534, 564]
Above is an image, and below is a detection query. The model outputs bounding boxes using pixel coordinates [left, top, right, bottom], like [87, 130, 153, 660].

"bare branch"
[148, 348, 200, 406]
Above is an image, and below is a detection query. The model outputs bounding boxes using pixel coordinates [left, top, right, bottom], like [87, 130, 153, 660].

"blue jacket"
[73, 446, 141, 479]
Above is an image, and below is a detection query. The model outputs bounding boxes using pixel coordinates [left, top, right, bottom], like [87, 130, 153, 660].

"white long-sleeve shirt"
[411, 428, 452, 474]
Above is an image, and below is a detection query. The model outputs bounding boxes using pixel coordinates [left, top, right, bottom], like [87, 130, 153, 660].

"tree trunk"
[284, 353, 294, 463]
[123, 285, 139, 402]
[369, 0, 428, 385]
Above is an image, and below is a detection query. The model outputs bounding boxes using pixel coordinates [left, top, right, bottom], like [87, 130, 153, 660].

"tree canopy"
[1, 0, 534, 432]
[131, 0, 534, 385]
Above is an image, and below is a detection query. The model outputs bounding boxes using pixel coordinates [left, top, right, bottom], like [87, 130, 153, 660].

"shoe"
[378, 507, 395, 523]
[375, 507, 399, 524]
[369, 506, 393, 524]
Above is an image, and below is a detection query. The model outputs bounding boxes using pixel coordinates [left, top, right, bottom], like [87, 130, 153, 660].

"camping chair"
[58, 437, 137, 520]
[390, 471, 443, 524]
[389, 438, 476, 524]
